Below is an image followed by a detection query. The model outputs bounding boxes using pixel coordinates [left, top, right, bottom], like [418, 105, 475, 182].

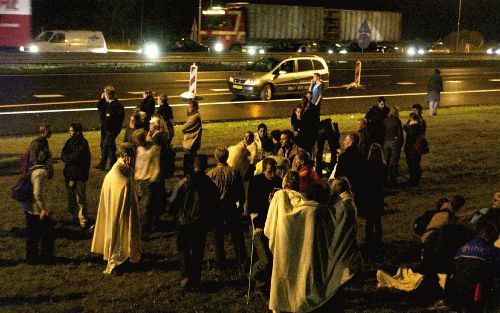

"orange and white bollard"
[181, 63, 198, 99]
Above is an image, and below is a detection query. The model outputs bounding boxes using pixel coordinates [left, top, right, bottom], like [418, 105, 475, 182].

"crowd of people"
[15, 75, 498, 313]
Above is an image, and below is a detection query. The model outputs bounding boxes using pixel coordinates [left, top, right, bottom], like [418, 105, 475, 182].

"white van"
[20, 30, 107, 53]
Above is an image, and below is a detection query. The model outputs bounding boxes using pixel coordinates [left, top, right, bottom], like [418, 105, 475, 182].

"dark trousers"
[384, 140, 401, 185]
[365, 214, 382, 253]
[251, 233, 273, 290]
[100, 130, 119, 168]
[25, 212, 54, 263]
[137, 180, 163, 229]
[177, 224, 207, 286]
[309, 288, 345, 313]
[99, 127, 105, 155]
[215, 207, 247, 266]
[406, 151, 422, 186]
[315, 131, 338, 176]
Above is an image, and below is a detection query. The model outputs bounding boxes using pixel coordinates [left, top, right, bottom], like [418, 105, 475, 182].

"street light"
[198, 0, 202, 43]
[455, 0, 462, 51]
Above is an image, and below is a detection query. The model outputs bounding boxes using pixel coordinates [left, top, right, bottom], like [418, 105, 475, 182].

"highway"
[0, 65, 499, 135]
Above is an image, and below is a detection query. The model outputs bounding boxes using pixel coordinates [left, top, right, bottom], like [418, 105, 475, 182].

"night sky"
[31, 0, 499, 42]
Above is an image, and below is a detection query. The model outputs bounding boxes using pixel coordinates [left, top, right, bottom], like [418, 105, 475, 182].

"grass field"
[0, 106, 498, 313]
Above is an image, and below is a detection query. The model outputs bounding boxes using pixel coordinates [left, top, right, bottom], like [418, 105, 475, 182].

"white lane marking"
[489, 79, 500, 82]
[328, 84, 350, 89]
[396, 82, 416, 85]
[33, 94, 64, 98]
[0, 92, 233, 109]
[210, 88, 229, 92]
[446, 80, 463, 83]
[175, 78, 226, 82]
[2, 89, 499, 115]
[363, 74, 391, 77]
[484, 72, 500, 74]
[0, 71, 235, 77]
[127, 91, 156, 95]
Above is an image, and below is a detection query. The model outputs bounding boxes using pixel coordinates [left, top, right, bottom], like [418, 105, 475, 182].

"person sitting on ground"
[61, 122, 91, 229]
[133, 129, 161, 231]
[169, 154, 220, 290]
[137, 89, 156, 125]
[270, 129, 282, 155]
[254, 123, 272, 159]
[254, 142, 290, 179]
[421, 195, 466, 243]
[291, 150, 319, 192]
[239, 131, 259, 165]
[91, 143, 141, 274]
[277, 130, 300, 162]
[123, 112, 144, 144]
[470, 191, 500, 248]
[207, 146, 247, 270]
[248, 158, 282, 297]
[445, 222, 500, 313]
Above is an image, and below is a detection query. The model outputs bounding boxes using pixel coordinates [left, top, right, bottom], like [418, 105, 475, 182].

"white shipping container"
[338, 10, 402, 42]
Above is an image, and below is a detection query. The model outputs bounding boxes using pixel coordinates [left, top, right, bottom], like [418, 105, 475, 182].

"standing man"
[248, 157, 282, 296]
[91, 143, 141, 274]
[95, 87, 125, 170]
[157, 94, 175, 139]
[137, 89, 156, 125]
[365, 96, 390, 147]
[426, 69, 443, 116]
[61, 122, 91, 229]
[315, 119, 340, 176]
[309, 73, 324, 113]
[207, 146, 247, 270]
[181, 100, 202, 164]
[97, 86, 113, 158]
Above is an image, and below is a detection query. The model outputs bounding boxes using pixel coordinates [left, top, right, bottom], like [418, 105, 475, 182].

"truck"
[198, 3, 402, 52]
[0, 0, 31, 48]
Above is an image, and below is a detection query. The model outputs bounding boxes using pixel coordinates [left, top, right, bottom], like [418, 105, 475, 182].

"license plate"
[233, 84, 243, 90]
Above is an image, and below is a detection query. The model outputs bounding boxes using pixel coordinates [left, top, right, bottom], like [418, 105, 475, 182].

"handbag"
[413, 135, 429, 155]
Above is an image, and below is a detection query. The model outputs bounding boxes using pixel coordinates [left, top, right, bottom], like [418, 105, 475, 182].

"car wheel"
[260, 84, 273, 101]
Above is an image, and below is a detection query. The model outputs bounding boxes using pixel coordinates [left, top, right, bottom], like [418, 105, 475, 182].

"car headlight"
[247, 48, 256, 55]
[258, 49, 265, 54]
[339, 49, 347, 54]
[214, 42, 224, 52]
[143, 43, 160, 58]
[496, 48, 500, 55]
[29, 44, 39, 53]
[19, 46, 25, 52]
[244, 79, 259, 86]
[229, 76, 234, 83]
[407, 47, 416, 56]
[418, 48, 425, 55]
[328, 49, 333, 54]
[487, 48, 493, 54]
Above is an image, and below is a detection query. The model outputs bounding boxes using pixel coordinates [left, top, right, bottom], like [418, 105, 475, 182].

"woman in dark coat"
[364, 143, 386, 254]
[404, 113, 424, 186]
[138, 89, 156, 124]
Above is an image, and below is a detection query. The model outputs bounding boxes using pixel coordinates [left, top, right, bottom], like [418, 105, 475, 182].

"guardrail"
[0, 51, 498, 65]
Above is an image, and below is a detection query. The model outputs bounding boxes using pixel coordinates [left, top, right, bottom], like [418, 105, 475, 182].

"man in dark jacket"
[426, 69, 443, 116]
[333, 133, 367, 214]
[315, 119, 340, 176]
[169, 154, 219, 290]
[365, 96, 390, 146]
[95, 88, 124, 170]
[137, 90, 156, 124]
[61, 123, 91, 229]
[97, 86, 113, 157]
[248, 158, 282, 294]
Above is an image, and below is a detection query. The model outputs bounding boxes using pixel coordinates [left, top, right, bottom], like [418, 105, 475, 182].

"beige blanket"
[265, 190, 362, 312]
[91, 158, 141, 274]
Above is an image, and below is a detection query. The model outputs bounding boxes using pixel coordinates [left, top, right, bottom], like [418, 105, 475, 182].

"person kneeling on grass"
[91, 143, 141, 274]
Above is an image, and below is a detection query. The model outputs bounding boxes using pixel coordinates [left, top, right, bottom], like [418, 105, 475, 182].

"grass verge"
[0, 105, 498, 313]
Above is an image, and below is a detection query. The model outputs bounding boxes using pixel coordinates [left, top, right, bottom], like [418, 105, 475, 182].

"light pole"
[197, 0, 202, 43]
[140, 0, 144, 42]
[455, 0, 462, 51]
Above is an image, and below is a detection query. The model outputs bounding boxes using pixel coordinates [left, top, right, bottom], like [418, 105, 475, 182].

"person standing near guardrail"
[95, 87, 125, 171]
[426, 69, 443, 116]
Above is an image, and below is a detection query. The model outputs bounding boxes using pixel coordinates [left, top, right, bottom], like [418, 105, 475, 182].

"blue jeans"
[384, 140, 402, 185]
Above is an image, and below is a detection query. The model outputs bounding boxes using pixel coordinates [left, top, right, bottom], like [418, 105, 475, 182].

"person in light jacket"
[182, 99, 202, 161]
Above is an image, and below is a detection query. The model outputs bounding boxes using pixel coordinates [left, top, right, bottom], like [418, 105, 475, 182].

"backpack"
[11, 165, 47, 203]
[413, 209, 438, 236]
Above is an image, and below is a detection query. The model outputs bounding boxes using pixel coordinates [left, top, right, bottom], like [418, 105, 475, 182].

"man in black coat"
[137, 90, 156, 124]
[95, 88, 124, 170]
[365, 96, 390, 146]
[333, 133, 368, 215]
[61, 123, 91, 229]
